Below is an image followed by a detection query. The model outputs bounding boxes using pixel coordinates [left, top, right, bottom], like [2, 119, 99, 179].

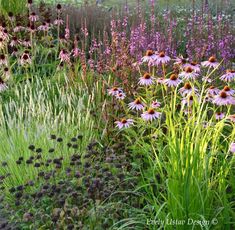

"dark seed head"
[28, 145, 35, 151]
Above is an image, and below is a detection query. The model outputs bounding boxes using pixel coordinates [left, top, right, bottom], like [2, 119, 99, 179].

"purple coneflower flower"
[179, 82, 198, 96]
[128, 98, 145, 111]
[220, 70, 235, 82]
[215, 112, 225, 120]
[0, 37, 6, 49]
[59, 49, 70, 63]
[20, 52, 31, 65]
[13, 23, 25, 32]
[54, 18, 64, 26]
[227, 114, 235, 122]
[141, 108, 161, 121]
[207, 86, 220, 96]
[115, 119, 134, 129]
[156, 77, 165, 84]
[38, 22, 49, 31]
[0, 78, 7, 92]
[213, 91, 235, 106]
[115, 92, 126, 100]
[10, 36, 21, 47]
[108, 87, 122, 96]
[141, 50, 157, 64]
[29, 12, 39, 22]
[221, 86, 235, 96]
[151, 100, 161, 108]
[3, 67, 10, 79]
[23, 38, 31, 47]
[154, 51, 171, 65]
[229, 143, 235, 153]
[173, 55, 188, 66]
[184, 62, 201, 72]
[164, 74, 181, 87]
[179, 66, 199, 80]
[138, 73, 154, 86]
[0, 54, 7, 66]
[201, 56, 219, 68]
[181, 95, 195, 107]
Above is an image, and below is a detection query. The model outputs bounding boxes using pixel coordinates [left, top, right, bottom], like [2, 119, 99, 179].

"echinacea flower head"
[215, 112, 225, 120]
[182, 95, 195, 107]
[207, 86, 220, 96]
[201, 56, 219, 68]
[141, 50, 157, 64]
[179, 82, 198, 96]
[156, 77, 165, 84]
[29, 12, 39, 22]
[128, 98, 145, 111]
[0, 77, 7, 92]
[59, 49, 70, 63]
[115, 92, 126, 100]
[20, 52, 32, 66]
[164, 74, 181, 87]
[115, 118, 134, 129]
[0, 54, 7, 66]
[174, 56, 188, 66]
[220, 70, 235, 82]
[108, 87, 123, 96]
[155, 51, 171, 65]
[229, 143, 235, 153]
[213, 91, 235, 106]
[227, 114, 235, 123]
[141, 108, 161, 121]
[184, 62, 201, 72]
[151, 100, 161, 108]
[222, 86, 235, 96]
[179, 66, 199, 80]
[138, 73, 154, 86]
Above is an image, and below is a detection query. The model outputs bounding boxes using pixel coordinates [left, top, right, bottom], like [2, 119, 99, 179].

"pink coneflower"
[0, 54, 7, 66]
[141, 108, 161, 121]
[128, 98, 145, 111]
[3, 67, 10, 79]
[154, 51, 171, 65]
[179, 66, 199, 80]
[173, 56, 188, 66]
[108, 87, 123, 96]
[184, 62, 201, 72]
[29, 12, 39, 22]
[20, 52, 31, 65]
[13, 23, 25, 32]
[151, 100, 161, 108]
[54, 18, 64, 26]
[59, 49, 70, 63]
[115, 118, 134, 129]
[213, 91, 235, 106]
[164, 74, 181, 87]
[181, 95, 195, 107]
[10, 36, 21, 47]
[0, 37, 6, 49]
[138, 73, 154, 86]
[179, 82, 198, 96]
[227, 114, 235, 122]
[141, 50, 157, 64]
[221, 86, 235, 96]
[38, 22, 49, 31]
[201, 56, 219, 68]
[23, 39, 31, 47]
[207, 86, 220, 96]
[115, 92, 126, 100]
[8, 12, 14, 21]
[230, 143, 235, 153]
[0, 78, 7, 92]
[220, 70, 235, 82]
[156, 77, 165, 84]
[215, 112, 225, 120]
